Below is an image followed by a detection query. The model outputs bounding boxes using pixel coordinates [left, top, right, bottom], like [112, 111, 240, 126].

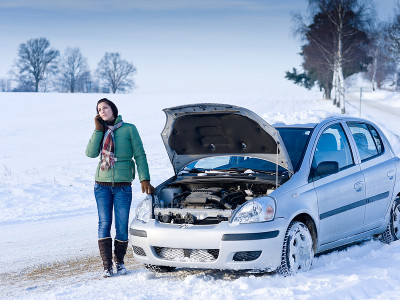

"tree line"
[286, 0, 400, 113]
[0, 37, 136, 93]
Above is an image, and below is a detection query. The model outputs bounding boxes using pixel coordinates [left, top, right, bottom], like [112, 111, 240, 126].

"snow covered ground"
[1, 87, 400, 299]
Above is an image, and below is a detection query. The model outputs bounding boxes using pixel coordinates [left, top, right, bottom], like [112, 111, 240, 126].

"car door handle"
[387, 170, 395, 180]
[354, 181, 364, 191]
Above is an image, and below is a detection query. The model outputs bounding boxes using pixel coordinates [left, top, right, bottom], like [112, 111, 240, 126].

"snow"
[1, 88, 400, 299]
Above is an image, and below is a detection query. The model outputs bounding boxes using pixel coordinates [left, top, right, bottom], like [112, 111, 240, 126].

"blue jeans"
[94, 183, 132, 241]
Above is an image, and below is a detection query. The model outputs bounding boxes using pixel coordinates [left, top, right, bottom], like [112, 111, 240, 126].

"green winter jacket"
[85, 115, 150, 183]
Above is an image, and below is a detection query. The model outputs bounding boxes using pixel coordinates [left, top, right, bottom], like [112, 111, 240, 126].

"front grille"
[233, 251, 262, 261]
[132, 245, 146, 256]
[154, 246, 219, 262]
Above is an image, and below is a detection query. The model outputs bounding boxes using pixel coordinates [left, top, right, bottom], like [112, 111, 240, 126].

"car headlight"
[230, 196, 276, 225]
[135, 195, 152, 223]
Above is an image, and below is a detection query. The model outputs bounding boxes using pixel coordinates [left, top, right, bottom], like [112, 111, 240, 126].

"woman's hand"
[94, 115, 104, 131]
[141, 180, 155, 194]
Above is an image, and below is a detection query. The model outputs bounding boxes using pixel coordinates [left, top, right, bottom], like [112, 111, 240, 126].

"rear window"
[277, 128, 313, 171]
[347, 122, 384, 162]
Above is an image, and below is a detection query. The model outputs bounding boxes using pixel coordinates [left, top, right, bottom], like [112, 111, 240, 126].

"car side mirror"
[316, 161, 339, 177]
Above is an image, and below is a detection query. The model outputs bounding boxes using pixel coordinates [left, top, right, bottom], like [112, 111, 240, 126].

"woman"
[86, 98, 154, 277]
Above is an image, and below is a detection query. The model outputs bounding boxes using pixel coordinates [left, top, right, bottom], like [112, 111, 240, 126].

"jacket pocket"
[114, 160, 133, 182]
[97, 164, 112, 181]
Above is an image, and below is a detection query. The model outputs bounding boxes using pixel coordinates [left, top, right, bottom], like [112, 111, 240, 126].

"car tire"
[144, 264, 176, 273]
[380, 197, 400, 244]
[277, 221, 314, 276]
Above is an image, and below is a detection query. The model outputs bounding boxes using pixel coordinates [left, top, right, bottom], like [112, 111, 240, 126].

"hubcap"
[393, 205, 400, 240]
[288, 224, 313, 272]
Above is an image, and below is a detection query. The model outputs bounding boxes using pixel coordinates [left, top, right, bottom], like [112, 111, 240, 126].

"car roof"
[273, 116, 376, 129]
[275, 123, 317, 129]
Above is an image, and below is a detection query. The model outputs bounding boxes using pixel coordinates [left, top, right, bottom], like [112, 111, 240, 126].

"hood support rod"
[275, 143, 279, 189]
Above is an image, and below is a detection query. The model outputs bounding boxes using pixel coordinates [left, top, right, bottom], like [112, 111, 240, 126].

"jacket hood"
[161, 103, 293, 175]
[113, 115, 122, 124]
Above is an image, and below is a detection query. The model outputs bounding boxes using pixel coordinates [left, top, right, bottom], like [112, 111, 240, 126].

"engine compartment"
[154, 180, 276, 225]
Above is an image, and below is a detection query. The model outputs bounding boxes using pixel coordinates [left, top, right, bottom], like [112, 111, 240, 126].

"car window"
[367, 124, 384, 154]
[277, 128, 312, 171]
[311, 124, 354, 179]
[347, 123, 383, 162]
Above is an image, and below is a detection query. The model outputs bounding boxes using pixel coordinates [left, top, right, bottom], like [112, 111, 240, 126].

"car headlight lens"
[230, 197, 276, 225]
[135, 195, 152, 223]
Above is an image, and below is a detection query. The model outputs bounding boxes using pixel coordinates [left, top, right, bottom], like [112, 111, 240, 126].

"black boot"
[114, 239, 129, 275]
[98, 237, 113, 277]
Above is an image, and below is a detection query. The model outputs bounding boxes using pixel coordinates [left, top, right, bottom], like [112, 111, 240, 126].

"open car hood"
[161, 103, 293, 175]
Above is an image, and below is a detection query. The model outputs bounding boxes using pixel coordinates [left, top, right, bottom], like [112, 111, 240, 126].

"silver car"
[130, 103, 400, 275]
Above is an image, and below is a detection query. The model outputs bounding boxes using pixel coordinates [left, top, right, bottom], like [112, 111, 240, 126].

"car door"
[347, 122, 396, 231]
[311, 122, 366, 245]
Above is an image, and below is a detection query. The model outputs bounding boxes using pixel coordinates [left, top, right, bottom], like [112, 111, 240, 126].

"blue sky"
[0, 0, 396, 94]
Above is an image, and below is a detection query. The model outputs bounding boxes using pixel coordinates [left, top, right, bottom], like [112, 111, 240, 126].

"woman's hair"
[97, 98, 118, 117]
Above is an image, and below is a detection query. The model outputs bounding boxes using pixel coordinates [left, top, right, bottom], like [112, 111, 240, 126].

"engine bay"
[154, 180, 276, 225]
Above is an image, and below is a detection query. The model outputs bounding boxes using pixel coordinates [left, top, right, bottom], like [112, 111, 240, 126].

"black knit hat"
[97, 98, 118, 118]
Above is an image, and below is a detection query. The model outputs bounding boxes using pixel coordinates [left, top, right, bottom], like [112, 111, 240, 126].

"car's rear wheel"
[277, 221, 314, 276]
[144, 264, 176, 273]
[380, 198, 400, 244]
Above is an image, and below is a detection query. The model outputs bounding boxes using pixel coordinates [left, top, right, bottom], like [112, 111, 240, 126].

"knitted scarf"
[100, 119, 124, 171]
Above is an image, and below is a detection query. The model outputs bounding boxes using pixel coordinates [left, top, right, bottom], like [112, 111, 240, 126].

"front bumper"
[129, 218, 287, 271]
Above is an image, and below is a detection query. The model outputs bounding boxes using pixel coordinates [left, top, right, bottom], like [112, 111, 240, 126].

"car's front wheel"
[144, 264, 176, 273]
[277, 221, 314, 276]
[380, 198, 400, 244]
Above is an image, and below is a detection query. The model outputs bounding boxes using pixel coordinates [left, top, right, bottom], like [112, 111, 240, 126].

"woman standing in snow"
[86, 98, 154, 277]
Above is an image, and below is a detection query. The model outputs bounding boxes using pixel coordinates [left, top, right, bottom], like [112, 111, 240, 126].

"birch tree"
[308, 0, 373, 113]
[289, 0, 373, 113]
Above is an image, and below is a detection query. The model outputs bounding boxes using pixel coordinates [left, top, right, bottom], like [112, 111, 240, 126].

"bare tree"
[386, 4, 400, 90]
[365, 24, 396, 90]
[0, 78, 11, 92]
[58, 47, 90, 93]
[15, 37, 59, 92]
[96, 52, 136, 93]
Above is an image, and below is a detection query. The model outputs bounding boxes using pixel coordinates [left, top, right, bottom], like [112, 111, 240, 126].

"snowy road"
[347, 90, 400, 155]
[0, 214, 97, 272]
[359, 97, 400, 118]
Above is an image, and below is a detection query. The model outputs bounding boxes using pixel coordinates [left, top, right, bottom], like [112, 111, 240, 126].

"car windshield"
[277, 127, 312, 171]
[181, 127, 312, 174]
[182, 156, 285, 173]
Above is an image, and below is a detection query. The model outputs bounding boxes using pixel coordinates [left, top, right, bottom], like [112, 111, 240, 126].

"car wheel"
[380, 198, 400, 244]
[144, 264, 176, 273]
[277, 221, 314, 276]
